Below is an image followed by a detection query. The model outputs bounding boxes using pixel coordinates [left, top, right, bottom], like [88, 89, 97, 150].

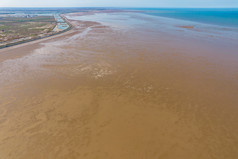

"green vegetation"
[0, 15, 56, 44]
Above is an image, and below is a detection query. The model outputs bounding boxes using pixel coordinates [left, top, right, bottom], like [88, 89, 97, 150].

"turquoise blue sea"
[134, 8, 238, 28]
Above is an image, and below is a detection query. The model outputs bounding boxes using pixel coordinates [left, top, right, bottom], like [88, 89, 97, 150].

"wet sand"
[0, 11, 238, 159]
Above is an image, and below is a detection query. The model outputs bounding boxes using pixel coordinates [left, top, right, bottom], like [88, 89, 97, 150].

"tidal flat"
[0, 9, 238, 159]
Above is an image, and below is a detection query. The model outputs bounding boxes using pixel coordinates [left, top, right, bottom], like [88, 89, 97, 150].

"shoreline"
[0, 14, 73, 50]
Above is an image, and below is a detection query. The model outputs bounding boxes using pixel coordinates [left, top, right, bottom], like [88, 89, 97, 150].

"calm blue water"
[134, 8, 238, 28]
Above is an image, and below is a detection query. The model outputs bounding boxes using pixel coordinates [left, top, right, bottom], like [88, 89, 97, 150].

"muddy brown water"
[0, 11, 238, 159]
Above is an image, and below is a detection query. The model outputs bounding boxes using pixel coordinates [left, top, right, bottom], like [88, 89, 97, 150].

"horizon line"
[0, 6, 238, 8]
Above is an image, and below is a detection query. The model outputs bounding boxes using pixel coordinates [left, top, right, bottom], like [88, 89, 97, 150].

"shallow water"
[0, 11, 238, 159]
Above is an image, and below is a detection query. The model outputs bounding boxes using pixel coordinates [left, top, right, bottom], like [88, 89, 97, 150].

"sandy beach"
[0, 10, 238, 159]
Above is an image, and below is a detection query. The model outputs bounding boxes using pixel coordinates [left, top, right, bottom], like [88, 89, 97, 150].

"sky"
[0, 0, 238, 8]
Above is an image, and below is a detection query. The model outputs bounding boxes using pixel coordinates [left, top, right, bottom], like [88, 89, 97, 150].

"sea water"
[134, 8, 238, 28]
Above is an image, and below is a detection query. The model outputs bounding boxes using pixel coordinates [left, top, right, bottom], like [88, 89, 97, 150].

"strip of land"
[0, 14, 72, 49]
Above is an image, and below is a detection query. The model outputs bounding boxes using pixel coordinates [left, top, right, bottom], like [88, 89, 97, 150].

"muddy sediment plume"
[0, 11, 238, 159]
